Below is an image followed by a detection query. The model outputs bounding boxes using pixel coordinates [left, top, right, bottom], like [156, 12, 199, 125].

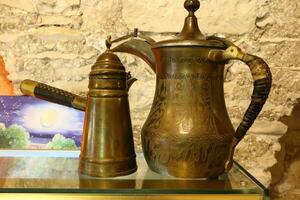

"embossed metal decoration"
[20, 0, 272, 178]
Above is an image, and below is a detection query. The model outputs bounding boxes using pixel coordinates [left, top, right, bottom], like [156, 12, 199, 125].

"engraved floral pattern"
[141, 72, 233, 175]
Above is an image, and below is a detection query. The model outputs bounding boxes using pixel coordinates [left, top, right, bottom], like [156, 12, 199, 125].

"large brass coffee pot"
[109, 0, 272, 178]
[20, 0, 272, 178]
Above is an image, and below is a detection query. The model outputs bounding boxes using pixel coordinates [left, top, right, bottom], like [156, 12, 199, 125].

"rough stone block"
[123, 0, 264, 35]
[0, 0, 36, 13]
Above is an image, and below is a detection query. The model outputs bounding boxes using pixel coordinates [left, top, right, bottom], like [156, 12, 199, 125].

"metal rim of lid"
[152, 39, 227, 49]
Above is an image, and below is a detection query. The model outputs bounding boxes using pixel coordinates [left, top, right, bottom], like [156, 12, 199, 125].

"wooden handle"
[20, 79, 86, 111]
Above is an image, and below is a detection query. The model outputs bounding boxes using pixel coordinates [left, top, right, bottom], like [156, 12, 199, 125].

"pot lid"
[91, 50, 125, 71]
[153, 0, 226, 49]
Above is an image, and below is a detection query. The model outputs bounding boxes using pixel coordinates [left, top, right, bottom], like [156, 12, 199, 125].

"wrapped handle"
[208, 38, 272, 170]
[234, 55, 272, 139]
[20, 79, 86, 111]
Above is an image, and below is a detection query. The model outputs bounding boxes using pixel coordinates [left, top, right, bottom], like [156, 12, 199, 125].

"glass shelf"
[0, 150, 269, 200]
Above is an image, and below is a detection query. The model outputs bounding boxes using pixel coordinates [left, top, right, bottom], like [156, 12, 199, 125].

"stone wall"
[0, 0, 299, 199]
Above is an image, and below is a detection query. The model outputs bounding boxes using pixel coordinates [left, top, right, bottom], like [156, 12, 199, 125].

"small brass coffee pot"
[20, 50, 137, 177]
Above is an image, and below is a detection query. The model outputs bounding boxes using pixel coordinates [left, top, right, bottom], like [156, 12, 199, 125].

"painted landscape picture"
[0, 96, 84, 149]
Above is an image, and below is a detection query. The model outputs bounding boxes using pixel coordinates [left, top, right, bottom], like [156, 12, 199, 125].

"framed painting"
[0, 96, 84, 149]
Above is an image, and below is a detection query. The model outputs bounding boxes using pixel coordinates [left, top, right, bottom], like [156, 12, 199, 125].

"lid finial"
[180, 0, 204, 39]
[184, 0, 200, 15]
[152, 0, 226, 48]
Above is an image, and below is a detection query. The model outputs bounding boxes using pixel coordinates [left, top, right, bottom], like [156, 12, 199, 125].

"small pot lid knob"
[179, 0, 205, 39]
[184, 0, 200, 15]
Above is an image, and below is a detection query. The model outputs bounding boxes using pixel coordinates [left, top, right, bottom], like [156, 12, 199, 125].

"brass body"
[20, 51, 137, 177]
[110, 0, 272, 178]
[78, 50, 137, 177]
[141, 47, 234, 178]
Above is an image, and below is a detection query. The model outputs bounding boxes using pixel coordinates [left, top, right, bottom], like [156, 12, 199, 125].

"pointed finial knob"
[184, 0, 200, 14]
[180, 0, 204, 39]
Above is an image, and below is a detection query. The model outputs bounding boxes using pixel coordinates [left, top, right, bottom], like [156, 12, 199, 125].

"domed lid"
[91, 49, 125, 71]
[153, 0, 226, 49]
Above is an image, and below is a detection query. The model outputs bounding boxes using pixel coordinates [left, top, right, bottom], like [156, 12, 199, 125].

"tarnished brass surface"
[111, 0, 272, 178]
[112, 38, 156, 72]
[142, 45, 234, 178]
[19, 50, 137, 178]
[79, 50, 137, 177]
[71, 95, 87, 110]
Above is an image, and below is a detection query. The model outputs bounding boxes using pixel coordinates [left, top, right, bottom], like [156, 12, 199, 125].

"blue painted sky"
[0, 96, 84, 145]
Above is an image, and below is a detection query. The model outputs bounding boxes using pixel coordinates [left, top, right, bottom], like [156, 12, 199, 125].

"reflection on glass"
[0, 150, 266, 196]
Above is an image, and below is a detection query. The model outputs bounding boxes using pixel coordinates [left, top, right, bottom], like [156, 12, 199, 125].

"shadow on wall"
[0, 56, 14, 95]
[269, 99, 300, 200]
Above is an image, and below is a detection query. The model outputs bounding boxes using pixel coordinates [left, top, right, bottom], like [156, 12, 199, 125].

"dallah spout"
[112, 38, 156, 73]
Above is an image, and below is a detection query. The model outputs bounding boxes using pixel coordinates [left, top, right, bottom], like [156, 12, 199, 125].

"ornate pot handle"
[208, 37, 272, 170]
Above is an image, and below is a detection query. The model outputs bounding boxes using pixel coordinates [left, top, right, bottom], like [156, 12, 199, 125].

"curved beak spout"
[112, 38, 156, 73]
[126, 72, 137, 91]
